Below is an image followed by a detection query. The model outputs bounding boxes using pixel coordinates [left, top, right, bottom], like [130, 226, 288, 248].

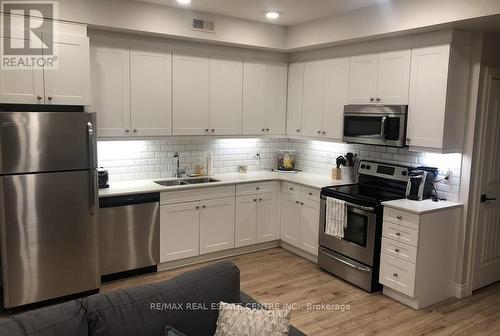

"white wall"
[286, 0, 500, 50]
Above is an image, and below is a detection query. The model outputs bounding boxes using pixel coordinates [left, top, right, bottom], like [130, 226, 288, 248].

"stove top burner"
[322, 184, 405, 206]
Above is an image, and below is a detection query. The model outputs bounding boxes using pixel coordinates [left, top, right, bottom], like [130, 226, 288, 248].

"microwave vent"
[192, 19, 215, 33]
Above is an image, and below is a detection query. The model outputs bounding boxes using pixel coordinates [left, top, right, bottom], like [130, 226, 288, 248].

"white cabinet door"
[210, 57, 243, 135]
[323, 57, 350, 140]
[281, 193, 301, 247]
[235, 195, 258, 248]
[266, 62, 287, 135]
[407, 45, 450, 149]
[160, 202, 200, 262]
[0, 38, 44, 104]
[130, 48, 172, 136]
[91, 44, 131, 137]
[377, 50, 411, 104]
[301, 60, 326, 137]
[300, 199, 320, 255]
[257, 193, 278, 243]
[349, 54, 378, 104]
[242, 61, 267, 134]
[173, 54, 209, 135]
[286, 63, 304, 136]
[199, 197, 235, 254]
[44, 35, 91, 105]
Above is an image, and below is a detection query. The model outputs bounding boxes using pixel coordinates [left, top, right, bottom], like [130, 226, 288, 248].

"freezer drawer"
[99, 194, 159, 276]
[0, 170, 99, 308]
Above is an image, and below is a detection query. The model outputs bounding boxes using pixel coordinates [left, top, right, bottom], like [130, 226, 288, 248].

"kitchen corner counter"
[381, 199, 463, 215]
[98, 171, 354, 198]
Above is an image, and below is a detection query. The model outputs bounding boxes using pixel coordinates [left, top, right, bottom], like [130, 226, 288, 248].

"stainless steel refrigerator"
[0, 111, 99, 308]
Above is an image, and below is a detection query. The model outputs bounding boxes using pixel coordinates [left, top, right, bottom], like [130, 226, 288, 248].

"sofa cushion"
[0, 300, 87, 336]
[84, 261, 241, 336]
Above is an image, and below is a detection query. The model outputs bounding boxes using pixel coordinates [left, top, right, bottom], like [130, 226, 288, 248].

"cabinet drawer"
[380, 253, 416, 297]
[302, 186, 320, 202]
[381, 237, 417, 264]
[236, 182, 278, 196]
[161, 185, 235, 205]
[383, 207, 420, 230]
[382, 221, 419, 247]
[283, 182, 300, 196]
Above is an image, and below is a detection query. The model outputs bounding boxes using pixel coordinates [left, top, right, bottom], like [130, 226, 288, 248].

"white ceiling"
[136, 0, 392, 26]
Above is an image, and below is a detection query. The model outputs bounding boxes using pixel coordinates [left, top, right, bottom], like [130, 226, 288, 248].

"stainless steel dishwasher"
[98, 193, 159, 277]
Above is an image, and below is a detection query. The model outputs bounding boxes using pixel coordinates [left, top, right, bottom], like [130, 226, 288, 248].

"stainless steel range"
[318, 161, 410, 292]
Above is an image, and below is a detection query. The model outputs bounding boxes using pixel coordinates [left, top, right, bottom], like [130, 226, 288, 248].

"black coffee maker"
[406, 166, 439, 201]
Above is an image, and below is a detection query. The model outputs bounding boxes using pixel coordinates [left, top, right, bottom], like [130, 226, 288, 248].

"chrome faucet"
[174, 152, 186, 178]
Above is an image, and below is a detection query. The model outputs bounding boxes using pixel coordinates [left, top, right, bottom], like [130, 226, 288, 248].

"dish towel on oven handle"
[325, 197, 347, 238]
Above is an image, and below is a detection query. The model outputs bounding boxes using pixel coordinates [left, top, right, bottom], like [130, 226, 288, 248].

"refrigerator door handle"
[87, 122, 97, 216]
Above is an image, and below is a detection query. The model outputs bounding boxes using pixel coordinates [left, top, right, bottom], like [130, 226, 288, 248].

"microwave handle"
[381, 116, 388, 142]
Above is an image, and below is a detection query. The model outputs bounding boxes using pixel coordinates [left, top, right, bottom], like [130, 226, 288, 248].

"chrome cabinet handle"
[202, 205, 206, 209]
[253, 199, 257, 202]
[211, 129, 215, 132]
[395, 232, 401, 236]
[256, 187, 260, 190]
[259, 198, 263, 201]
[317, 130, 321, 134]
[394, 248, 400, 253]
[369, 97, 374, 102]
[266, 128, 270, 131]
[296, 129, 300, 132]
[322, 131, 326, 135]
[295, 201, 299, 204]
[133, 129, 137, 133]
[47, 96, 53, 100]
[393, 272, 398, 277]
[195, 206, 200, 210]
[125, 129, 130, 133]
[205, 129, 209, 132]
[308, 192, 313, 196]
[289, 187, 293, 190]
[376, 97, 381, 102]
[396, 215, 403, 220]
[37, 96, 42, 100]
[261, 128, 266, 132]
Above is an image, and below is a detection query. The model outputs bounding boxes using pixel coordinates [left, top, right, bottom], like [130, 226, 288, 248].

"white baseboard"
[452, 282, 469, 299]
[280, 241, 318, 263]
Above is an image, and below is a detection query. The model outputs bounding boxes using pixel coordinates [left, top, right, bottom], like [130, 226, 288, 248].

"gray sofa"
[0, 261, 305, 336]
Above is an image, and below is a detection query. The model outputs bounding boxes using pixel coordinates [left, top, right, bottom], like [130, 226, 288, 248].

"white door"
[407, 45, 450, 150]
[281, 193, 301, 247]
[286, 62, 304, 136]
[209, 57, 243, 135]
[474, 78, 500, 290]
[235, 195, 258, 247]
[301, 60, 326, 137]
[160, 202, 200, 262]
[173, 54, 210, 135]
[257, 193, 278, 243]
[199, 197, 235, 254]
[348, 53, 378, 104]
[0, 38, 44, 104]
[44, 35, 91, 105]
[323, 57, 350, 140]
[130, 47, 172, 136]
[300, 199, 320, 255]
[90, 43, 131, 137]
[377, 50, 411, 104]
[265, 62, 287, 135]
[242, 61, 266, 134]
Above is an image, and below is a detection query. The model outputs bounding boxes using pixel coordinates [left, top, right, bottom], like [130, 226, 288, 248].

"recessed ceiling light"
[265, 11, 280, 20]
[177, 0, 191, 5]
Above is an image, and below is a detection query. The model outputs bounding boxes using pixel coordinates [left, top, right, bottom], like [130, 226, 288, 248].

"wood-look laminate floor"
[102, 247, 500, 336]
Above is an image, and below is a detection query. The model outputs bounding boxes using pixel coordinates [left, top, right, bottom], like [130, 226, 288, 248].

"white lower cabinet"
[281, 183, 320, 256]
[256, 193, 278, 243]
[160, 201, 200, 262]
[379, 204, 462, 309]
[235, 195, 258, 247]
[199, 197, 235, 254]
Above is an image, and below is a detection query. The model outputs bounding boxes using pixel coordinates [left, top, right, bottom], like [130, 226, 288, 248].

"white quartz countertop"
[382, 199, 463, 215]
[98, 171, 354, 198]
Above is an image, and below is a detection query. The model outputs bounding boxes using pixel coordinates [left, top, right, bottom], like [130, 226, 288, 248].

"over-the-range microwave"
[342, 105, 407, 148]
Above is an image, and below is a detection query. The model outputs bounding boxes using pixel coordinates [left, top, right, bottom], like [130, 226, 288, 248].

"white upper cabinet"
[286, 62, 304, 136]
[91, 43, 131, 137]
[407, 36, 471, 153]
[265, 62, 287, 135]
[44, 35, 91, 105]
[349, 53, 379, 104]
[243, 60, 287, 135]
[299, 57, 350, 140]
[377, 50, 411, 104]
[302, 60, 326, 137]
[349, 50, 410, 105]
[130, 47, 172, 136]
[323, 57, 350, 140]
[209, 57, 243, 135]
[173, 53, 210, 135]
[0, 25, 90, 106]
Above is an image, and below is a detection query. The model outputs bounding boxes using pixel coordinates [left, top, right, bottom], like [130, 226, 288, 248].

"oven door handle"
[321, 248, 371, 273]
[321, 196, 375, 212]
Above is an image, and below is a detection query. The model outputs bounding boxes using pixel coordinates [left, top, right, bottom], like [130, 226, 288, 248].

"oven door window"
[344, 116, 383, 137]
[343, 210, 368, 247]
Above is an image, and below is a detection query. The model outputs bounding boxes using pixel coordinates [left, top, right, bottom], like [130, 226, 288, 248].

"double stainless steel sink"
[154, 177, 220, 187]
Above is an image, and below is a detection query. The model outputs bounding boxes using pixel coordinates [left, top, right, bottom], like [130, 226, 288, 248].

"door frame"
[465, 67, 500, 295]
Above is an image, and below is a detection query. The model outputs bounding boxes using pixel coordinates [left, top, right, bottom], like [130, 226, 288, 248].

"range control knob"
[402, 171, 408, 176]
[366, 165, 371, 170]
[361, 164, 366, 169]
